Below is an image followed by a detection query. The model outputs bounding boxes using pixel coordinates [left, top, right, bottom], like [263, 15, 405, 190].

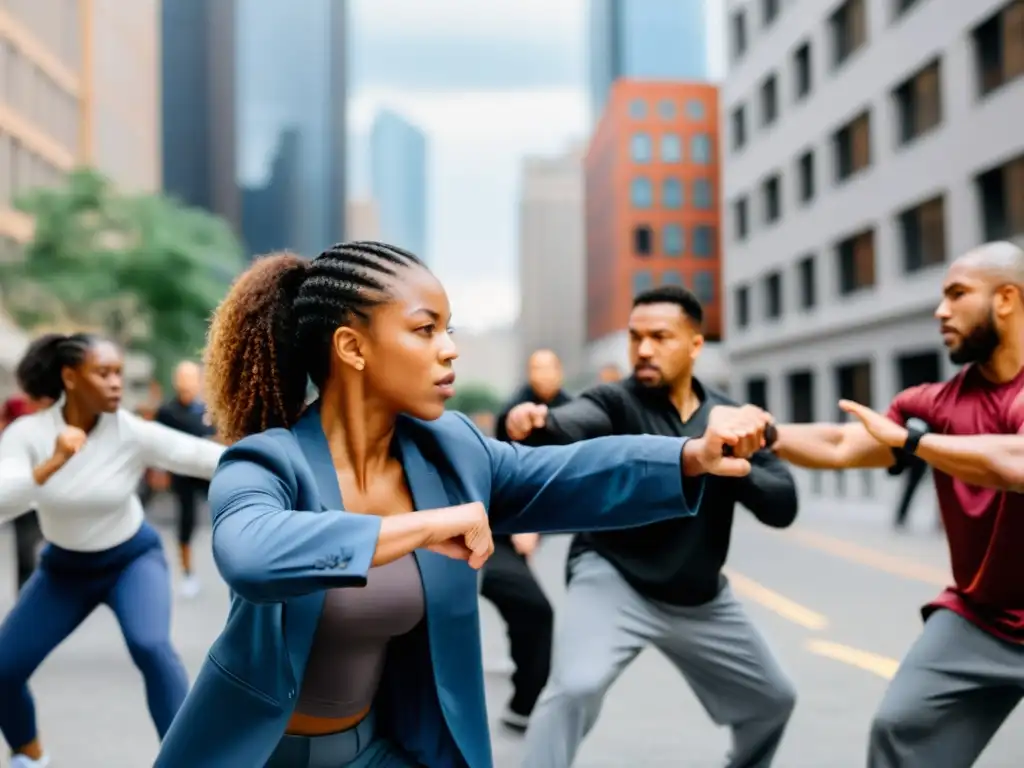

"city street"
[1, 495, 1023, 767]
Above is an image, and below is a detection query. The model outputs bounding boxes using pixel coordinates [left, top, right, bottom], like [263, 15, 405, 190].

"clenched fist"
[54, 427, 87, 462]
[504, 402, 549, 441]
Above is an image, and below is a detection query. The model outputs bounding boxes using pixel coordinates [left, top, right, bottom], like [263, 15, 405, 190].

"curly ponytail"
[16, 333, 100, 401]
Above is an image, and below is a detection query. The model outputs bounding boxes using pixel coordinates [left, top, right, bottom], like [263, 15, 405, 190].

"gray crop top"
[295, 553, 425, 718]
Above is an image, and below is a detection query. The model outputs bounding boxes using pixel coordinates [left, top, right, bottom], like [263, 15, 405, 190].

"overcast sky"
[348, 0, 726, 330]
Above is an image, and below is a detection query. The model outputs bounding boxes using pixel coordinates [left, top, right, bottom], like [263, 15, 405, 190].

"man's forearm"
[916, 433, 1024, 491]
[771, 424, 847, 469]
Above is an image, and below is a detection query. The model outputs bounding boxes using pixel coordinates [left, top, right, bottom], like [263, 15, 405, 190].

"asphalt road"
[1, 494, 1022, 767]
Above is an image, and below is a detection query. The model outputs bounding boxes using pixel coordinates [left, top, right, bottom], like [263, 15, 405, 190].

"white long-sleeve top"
[0, 402, 225, 551]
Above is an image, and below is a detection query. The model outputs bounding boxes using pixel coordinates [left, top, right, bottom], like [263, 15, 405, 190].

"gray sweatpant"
[522, 552, 796, 767]
[868, 609, 1024, 768]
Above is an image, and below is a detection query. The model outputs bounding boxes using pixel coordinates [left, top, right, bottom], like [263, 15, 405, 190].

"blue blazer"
[156, 406, 702, 768]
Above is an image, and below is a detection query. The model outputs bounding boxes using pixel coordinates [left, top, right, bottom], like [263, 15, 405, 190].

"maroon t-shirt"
[887, 365, 1024, 644]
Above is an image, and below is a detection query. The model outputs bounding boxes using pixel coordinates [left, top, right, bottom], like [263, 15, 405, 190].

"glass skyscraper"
[589, 0, 708, 122]
[370, 110, 428, 261]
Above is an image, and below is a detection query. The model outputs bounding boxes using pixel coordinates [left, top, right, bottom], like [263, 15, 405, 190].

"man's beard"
[949, 311, 1001, 365]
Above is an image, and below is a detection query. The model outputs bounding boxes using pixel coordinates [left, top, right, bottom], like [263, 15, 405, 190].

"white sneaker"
[11, 754, 51, 768]
[178, 574, 201, 599]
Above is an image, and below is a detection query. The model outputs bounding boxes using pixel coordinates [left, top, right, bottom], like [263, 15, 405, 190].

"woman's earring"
[355, 360, 365, 371]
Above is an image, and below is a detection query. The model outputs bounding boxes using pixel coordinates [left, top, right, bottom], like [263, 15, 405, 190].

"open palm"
[839, 400, 907, 448]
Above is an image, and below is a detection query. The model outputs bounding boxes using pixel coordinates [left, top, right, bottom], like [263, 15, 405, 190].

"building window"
[897, 350, 941, 389]
[631, 177, 653, 208]
[797, 254, 817, 309]
[658, 99, 676, 119]
[735, 285, 750, 328]
[661, 134, 683, 162]
[691, 134, 712, 164]
[662, 178, 683, 209]
[633, 269, 654, 295]
[629, 99, 647, 119]
[661, 270, 685, 286]
[831, 0, 868, 69]
[894, 59, 942, 145]
[794, 42, 812, 100]
[977, 153, 1024, 241]
[732, 10, 748, 59]
[837, 229, 877, 295]
[746, 377, 768, 409]
[734, 197, 749, 240]
[763, 0, 780, 26]
[633, 225, 654, 256]
[836, 360, 873, 409]
[631, 133, 652, 162]
[798, 150, 815, 203]
[693, 225, 714, 257]
[973, 1, 1024, 98]
[693, 179, 713, 210]
[664, 223, 684, 255]
[899, 195, 946, 273]
[834, 110, 872, 182]
[731, 105, 747, 150]
[787, 371, 815, 422]
[685, 99, 706, 120]
[764, 271, 783, 319]
[760, 74, 779, 127]
[762, 174, 782, 224]
[895, 0, 924, 18]
[694, 271, 715, 304]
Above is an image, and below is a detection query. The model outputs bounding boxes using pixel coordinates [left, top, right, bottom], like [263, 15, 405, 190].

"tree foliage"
[446, 382, 503, 415]
[0, 168, 244, 382]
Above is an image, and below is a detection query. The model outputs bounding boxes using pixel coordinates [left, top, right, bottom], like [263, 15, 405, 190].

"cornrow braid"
[203, 241, 425, 443]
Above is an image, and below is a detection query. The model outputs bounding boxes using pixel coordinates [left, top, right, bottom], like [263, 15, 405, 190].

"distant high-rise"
[370, 110, 428, 260]
[161, 0, 240, 230]
[236, 0, 347, 258]
[589, 0, 709, 122]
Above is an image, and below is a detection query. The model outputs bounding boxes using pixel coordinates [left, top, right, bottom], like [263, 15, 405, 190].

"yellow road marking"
[725, 569, 829, 631]
[806, 639, 900, 680]
[785, 529, 949, 587]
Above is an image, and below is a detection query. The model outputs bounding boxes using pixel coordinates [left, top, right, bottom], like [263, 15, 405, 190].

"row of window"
[630, 133, 713, 165]
[733, 152, 1024, 329]
[730, 1, 1023, 157]
[0, 129, 67, 208]
[3, 0, 81, 71]
[0, 38, 81, 152]
[630, 177, 715, 210]
[633, 268, 716, 305]
[632, 223, 716, 258]
[627, 97, 708, 122]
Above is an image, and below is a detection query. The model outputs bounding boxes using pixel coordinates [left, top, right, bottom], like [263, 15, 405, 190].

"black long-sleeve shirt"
[532, 376, 798, 606]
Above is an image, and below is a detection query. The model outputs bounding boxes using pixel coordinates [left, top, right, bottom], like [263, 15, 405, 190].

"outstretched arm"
[772, 421, 896, 470]
[131, 412, 225, 479]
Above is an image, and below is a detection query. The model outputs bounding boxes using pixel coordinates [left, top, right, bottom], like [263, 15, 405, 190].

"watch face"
[906, 417, 929, 433]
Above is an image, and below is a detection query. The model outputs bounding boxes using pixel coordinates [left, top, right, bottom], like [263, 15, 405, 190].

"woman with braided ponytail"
[156, 242, 772, 768]
[0, 333, 224, 768]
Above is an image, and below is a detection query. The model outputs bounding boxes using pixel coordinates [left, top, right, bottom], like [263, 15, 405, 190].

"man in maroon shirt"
[770, 241, 1024, 768]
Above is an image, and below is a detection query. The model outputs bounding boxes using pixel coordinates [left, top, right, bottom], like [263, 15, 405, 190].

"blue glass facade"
[235, 0, 347, 258]
[370, 110, 428, 261]
[589, 0, 708, 122]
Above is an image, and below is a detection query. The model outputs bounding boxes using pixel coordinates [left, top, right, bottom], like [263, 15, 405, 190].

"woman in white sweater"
[0, 333, 225, 768]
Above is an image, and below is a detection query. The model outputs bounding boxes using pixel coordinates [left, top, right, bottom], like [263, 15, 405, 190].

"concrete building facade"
[721, 0, 1024, 503]
[370, 109, 427, 260]
[517, 146, 587, 381]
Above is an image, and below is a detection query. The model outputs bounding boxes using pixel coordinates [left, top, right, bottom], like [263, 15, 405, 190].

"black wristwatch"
[902, 425, 926, 456]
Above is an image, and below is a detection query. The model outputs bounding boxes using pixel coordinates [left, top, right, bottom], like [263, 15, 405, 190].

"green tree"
[0, 168, 244, 382]
[446, 382, 503, 415]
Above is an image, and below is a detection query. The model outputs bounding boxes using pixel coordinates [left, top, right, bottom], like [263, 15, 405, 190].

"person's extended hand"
[511, 532, 540, 558]
[839, 399, 908, 448]
[684, 405, 773, 477]
[505, 402, 548, 441]
[424, 502, 495, 570]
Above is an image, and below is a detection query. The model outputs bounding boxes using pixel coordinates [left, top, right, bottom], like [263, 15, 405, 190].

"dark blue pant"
[0, 522, 188, 750]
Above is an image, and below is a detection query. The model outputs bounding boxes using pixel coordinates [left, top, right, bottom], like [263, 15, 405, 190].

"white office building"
[721, 0, 1023, 504]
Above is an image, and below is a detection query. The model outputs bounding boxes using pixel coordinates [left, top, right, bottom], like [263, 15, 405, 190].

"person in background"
[156, 361, 216, 598]
[1, 393, 51, 592]
[482, 349, 567, 734]
[512, 287, 799, 768]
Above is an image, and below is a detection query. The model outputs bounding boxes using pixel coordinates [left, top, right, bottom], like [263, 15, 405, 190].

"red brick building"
[585, 80, 722, 342]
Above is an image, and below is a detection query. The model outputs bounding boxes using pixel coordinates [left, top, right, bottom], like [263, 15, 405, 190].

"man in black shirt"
[515, 287, 799, 768]
[482, 349, 567, 733]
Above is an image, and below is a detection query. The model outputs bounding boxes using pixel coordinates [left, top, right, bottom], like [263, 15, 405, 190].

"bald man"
[482, 349, 568, 733]
[770, 242, 1024, 767]
[156, 361, 216, 598]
